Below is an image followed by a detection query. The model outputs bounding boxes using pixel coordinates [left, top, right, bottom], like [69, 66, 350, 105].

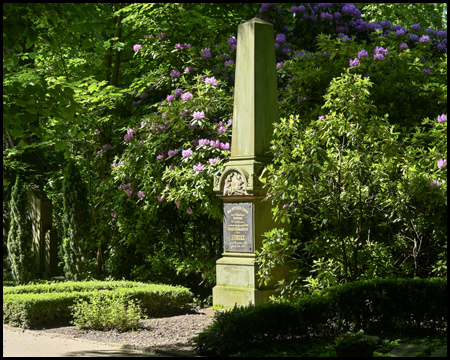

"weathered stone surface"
[212, 18, 294, 308]
[27, 185, 56, 279]
[389, 343, 430, 357]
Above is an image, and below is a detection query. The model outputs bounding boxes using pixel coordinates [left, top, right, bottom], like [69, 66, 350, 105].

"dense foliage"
[6, 175, 34, 284]
[3, 4, 447, 295]
[62, 159, 92, 280]
[3, 280, 194, 328]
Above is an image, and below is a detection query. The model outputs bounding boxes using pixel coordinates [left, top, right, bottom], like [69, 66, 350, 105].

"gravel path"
[32, 309, 213, 356]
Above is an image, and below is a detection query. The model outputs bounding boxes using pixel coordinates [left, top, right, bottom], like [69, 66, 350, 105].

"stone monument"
[27, 185, 57, 279]
[213, 18, 293, 308]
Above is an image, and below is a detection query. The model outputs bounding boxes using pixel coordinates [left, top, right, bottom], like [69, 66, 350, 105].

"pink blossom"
[175, 200, 181, 207]
[198, 139, 210, 146]
[137, 191, 145, 198]
[209, 157, 219, 164]
[157, 195, 164, 202]
[167, 94, 175, 102]
[193, 163, 205, 172]
[181, 92, 193, 101]
[437, 114, 447, 123]
[168, 149, 178, 156]
[126, 189, 133, 196]
[204, 77, 217, 85]
[111, 210, 117, 218]
[184, 67, 192, 73]
[182, 148, 193, 157]
[430, 180, 441, 187]
[210, 140, 220, 148]
[133, 44, 142, 53]
[170, 69, 181, 78]
[193, 111, 205, 120]
[186, 208, 193, 215]
[437, 159, 447, 168]
[220, 142, 230, 150]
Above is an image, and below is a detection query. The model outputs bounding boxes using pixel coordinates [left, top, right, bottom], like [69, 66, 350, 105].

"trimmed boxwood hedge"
[3, 281, 193, 328]
[192, 278, 447, 356]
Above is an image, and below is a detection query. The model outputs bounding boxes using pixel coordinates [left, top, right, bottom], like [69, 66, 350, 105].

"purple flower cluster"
[357, 49, 368, 58]
[349, 58, 359, 67]
[182, 148, 193, 157]
[201, 48, 212, 58]
[96, 144, 112, 156]
[193, 111, 205, 120]
[170, 69, 181, 78]
[118, 182, 133, 196]
[204, 76, 217, 85]
[437, 159, 447, 168]
[181, 92, 193, 101]
[320, 12, 333, 21]
[437, 114, 446, 123]
[174, 43, 191, 50]
[259, 3, 276, 14]
[275, 33, 286, 43]
[373, 46, 389, 60]
[124, 128, 135, 142]
[209, 157, 220, 164]
[193, 163, 205, 172]
[133, 44, 142, 53]
[216, 121, 227, 134]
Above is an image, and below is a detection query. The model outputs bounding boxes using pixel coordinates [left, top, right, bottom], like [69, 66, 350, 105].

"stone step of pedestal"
[388, 343, 430, 357]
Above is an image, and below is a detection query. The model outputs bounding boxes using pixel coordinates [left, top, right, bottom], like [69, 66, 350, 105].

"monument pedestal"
[212, 194, 294, 307]
[212, 18, 294, 308]
[214, 254, 289, 308]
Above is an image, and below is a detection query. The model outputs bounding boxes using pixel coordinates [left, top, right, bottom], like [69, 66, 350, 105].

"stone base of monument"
[212, 254, 295, 308]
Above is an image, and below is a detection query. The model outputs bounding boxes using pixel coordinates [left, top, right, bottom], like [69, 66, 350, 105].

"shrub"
[3, 280, 194, 328]
[192, 278, 447, 356]
[7, 175, 34, 285]
[62, 159, 91, 280]
[70, 291, 144, 331]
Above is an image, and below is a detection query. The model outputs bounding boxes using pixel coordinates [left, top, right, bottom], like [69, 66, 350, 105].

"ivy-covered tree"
[62, 159, 91, 280]
[7, 175, 34, 284]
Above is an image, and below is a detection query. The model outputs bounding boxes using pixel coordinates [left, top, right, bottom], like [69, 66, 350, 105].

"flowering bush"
[86, 3, 446, 290]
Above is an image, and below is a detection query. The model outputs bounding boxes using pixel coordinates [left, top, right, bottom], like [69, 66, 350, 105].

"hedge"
[192, 278, 447, 356]
[3, 281, 194, 328]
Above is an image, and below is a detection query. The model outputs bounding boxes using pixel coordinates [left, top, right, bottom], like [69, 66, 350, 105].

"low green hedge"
[192, 278, 447, 356]
[3, 281, 193, 328]
[3, 280, 141, 295]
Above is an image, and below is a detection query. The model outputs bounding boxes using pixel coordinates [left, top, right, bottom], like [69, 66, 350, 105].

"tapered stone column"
[212, 18, 293, 308]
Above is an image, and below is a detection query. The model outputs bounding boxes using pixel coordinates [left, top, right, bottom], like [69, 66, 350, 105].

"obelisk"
[212, 18, 292, 308]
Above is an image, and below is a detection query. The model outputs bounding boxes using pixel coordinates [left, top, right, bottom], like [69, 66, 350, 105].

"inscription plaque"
[224, 202, 253, 252]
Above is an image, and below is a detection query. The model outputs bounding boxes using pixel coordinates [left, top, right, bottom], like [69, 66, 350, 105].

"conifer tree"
[62, 159, 91, 280]
[7, 174, 34, 284]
